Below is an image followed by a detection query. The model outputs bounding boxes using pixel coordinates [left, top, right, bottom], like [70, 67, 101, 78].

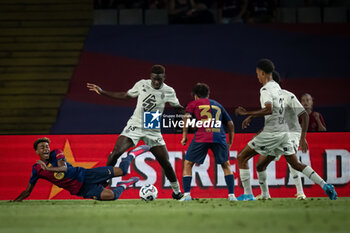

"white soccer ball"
[139, 184, 158, 201]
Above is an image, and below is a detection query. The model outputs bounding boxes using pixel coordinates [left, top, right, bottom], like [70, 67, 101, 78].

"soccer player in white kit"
[255, 71, 309, 200]
[87, 65, 184, 199]
[235, 59, 337, 201]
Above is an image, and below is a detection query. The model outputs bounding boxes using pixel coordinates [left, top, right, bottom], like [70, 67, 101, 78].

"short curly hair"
[33, 137, 51, 150]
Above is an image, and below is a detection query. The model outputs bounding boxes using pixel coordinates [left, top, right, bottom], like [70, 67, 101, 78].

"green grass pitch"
[1, 198, 349, 233]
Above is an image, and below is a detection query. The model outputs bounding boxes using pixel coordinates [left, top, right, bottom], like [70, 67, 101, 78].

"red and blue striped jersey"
[29, 149, 86, 195]
[186, 98, 232, 144]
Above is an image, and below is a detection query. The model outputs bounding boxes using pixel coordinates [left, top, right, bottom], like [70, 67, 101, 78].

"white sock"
[239, 169, 252, 195]
[302, 166, 326, 188]
[184, 192, 191, 196]
[288, 163, 304, 194]
[170, 181, 181, 194]
[257, 170, 269, 197]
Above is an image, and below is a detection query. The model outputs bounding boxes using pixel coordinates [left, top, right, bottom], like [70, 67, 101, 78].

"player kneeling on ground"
[14, 137, 149, 201]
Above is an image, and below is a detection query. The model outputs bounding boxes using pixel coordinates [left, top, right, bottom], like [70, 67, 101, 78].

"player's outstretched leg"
[287, 163, 306, 200]
[151, 145, 184, 200]
[237, 145, 258, 201]
[114, 145, 150, 177]
[128, 145, 150, 158]
[107, 136, 134, 166]
[285, 154, 337, 200]
[112, 177, 140, 200]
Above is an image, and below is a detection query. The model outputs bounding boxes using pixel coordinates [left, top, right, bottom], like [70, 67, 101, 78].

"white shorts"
[120, 124, 165, 148]
[248, 131, 294, 157]
[273, 132, 301, 161]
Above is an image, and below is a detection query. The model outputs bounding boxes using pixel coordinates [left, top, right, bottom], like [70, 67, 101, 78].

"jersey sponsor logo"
[143, 110, 161, 129]
[142, 94, 156, 112]
[54, 172, 65, 180]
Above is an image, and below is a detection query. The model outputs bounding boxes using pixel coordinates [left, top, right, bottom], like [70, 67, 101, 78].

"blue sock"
[182, 176, 192, 193]
[112, 186, 125, 200]
[224, 174, 235, 194]
[119, 155, 134, 175]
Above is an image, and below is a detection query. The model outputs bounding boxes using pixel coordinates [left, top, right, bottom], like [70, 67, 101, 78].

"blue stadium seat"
[119, 9, 143, 25]
[144, 9, 168, 25]
[297, 7, 321, 23]
[324, 7, 347, 23]
[278, 8, 297, 23]
[94, 10, 118, 25]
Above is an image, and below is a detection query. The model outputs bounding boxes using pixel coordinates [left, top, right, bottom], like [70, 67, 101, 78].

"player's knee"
[237, 152, 246, 164]
[256, 163, 265, 172]
[101, 189, 115, 201]
[112, 148, 124, 157]
[184, 160, 194, 168]
[221, 161, 230, 170]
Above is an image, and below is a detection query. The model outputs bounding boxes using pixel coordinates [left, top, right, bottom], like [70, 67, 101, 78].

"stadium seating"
[0, 0, 92, 134]
[94, 9, 118, 25]
[297, 7, 322, 23]
[144, 9, 168, 25]
[324, 7, 347, 23]
[119, 9, 143, 25]
[277, 8, 297, 23]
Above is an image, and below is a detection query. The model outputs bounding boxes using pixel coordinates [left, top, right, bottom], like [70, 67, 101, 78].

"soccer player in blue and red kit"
[14, 137, 149, 201]
[180, 83, 236, 201]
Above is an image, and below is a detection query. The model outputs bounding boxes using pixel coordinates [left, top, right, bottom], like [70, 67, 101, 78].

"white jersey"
[260, 80, 288, 133]
[126, 79, 180, 129]
[282, 89, 305, 134]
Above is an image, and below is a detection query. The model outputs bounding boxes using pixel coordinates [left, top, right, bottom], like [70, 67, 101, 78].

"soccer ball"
[139, 184, 158, 201]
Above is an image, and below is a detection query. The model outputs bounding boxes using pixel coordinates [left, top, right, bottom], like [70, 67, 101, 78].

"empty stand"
[144, 9, 168, 25]
[324, 7, 347, 23]
[278, 8, 297, 23]
[0, 0, 93, 134]
[297, 7, 322, 23]
[119, 9, 143, 25]
[94, 9, 118, 25]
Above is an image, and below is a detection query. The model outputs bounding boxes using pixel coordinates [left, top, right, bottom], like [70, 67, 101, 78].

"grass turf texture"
[1, 198, 349, 233]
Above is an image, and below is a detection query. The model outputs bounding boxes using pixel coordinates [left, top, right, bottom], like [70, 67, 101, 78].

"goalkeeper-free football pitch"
[1, 198, 349, 233]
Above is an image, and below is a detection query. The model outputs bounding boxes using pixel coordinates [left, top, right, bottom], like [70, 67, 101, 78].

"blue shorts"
[185, 141, 229, 165]
[77, 166, 114, 200]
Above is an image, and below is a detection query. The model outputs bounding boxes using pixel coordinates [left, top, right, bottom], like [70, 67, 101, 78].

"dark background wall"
[52, 24, 350, 134]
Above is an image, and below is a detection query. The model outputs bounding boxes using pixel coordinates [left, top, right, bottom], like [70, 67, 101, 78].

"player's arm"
[299, 111, 309, 153]
[236, 103, 272, 129]
[14, 183, 35, 202]
[181, 113, 191, 146]
[87, 83, 131, 100]
[235, 103, 273, 117]
[227, 121, 235, 149]
[36, 159, 67, 172]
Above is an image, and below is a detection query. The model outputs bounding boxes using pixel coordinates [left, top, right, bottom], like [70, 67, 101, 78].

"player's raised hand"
[87, 83, 102, 95]
[36, 160, 48, 170]
[299, 138, 309, 153]
[235, 106, 247, 116]
[242, 116, 252, 129]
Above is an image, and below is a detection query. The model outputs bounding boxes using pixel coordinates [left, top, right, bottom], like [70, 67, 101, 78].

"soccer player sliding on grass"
[235, 59, 337, 201]
[14, 137, 149, 202]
